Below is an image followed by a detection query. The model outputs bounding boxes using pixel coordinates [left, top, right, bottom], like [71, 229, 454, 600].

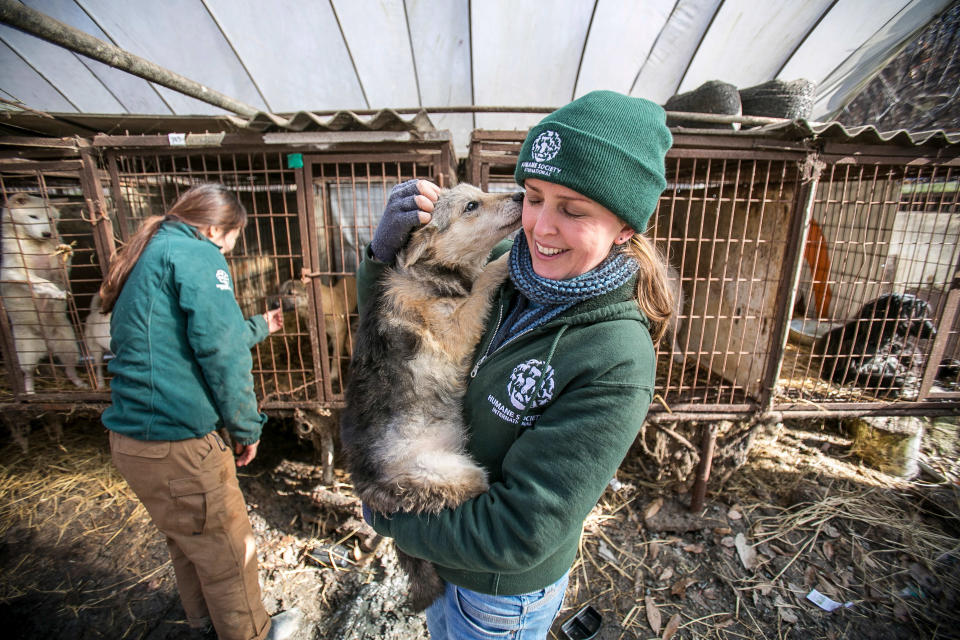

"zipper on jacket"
[470, 298, 505, 378]
[470, 304, 549, 378]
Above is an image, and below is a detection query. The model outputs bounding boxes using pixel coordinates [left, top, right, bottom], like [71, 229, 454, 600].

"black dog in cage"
[815, 293, 937, 397]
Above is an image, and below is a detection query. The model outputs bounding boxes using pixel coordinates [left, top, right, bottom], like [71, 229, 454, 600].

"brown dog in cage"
[1, 193, 87, 393]
[341, 183, 524, 611]
[273, 275, 357, 384]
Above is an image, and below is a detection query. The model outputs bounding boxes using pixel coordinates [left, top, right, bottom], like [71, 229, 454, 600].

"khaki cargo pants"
[110, 430, 270, 640]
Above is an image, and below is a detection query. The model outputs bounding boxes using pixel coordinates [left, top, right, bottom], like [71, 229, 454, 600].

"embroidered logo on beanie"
[521, 130, 563, 179]
[531, 130, 562, 162]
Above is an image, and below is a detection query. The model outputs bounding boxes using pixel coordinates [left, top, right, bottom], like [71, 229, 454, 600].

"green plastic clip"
[287, 153, 304, 169]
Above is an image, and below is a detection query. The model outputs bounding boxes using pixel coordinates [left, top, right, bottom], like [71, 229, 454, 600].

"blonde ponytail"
[624, 234, 674, 343]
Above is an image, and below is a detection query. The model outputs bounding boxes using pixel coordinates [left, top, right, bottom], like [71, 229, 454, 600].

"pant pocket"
[169, 467, 226, 536]
[453, 586, 520, 637]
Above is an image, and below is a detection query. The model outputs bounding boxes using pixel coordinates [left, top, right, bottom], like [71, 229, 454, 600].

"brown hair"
[99, 183, 247, 313]
[624, 233, 674, 343]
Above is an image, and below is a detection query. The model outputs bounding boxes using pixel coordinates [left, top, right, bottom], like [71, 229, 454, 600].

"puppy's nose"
[42, 232, 52, 238]
[512, 191, 525, 203]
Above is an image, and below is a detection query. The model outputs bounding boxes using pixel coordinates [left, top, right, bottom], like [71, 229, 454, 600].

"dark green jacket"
[102, 222, 268, 444]
[358, 243, 655, 595]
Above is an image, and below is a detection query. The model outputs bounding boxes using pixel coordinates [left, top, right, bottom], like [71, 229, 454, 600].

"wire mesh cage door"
[104, 149, 314, 407]
[778, 162, 960, 407]
[649, 154, 805, 413]
[302, 155, 450, 404]
[0, 160, 111, 400]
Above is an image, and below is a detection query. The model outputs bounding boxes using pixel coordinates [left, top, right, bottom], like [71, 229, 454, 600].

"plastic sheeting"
[0, 0, 954, 153]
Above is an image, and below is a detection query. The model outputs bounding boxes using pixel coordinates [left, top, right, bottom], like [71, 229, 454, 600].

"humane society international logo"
[215, 269, 232, 291]
[531, 130, 562, 162]
[507, 359, 555, 410]
[521, 130, 563, 179]
[486, 359, 557, 426]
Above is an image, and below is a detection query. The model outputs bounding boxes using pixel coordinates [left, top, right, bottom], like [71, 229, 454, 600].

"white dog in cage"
[0, 193, 87, 393]
[82, 293, 112, 389]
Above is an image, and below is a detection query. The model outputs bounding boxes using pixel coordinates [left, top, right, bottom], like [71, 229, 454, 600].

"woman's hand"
[263, 307, 284, 333]
[369, 179, 441, 263]
[235, 440, 259, 467]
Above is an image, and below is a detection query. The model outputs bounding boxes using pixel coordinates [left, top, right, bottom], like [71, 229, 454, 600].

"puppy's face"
[2, 193, 60, 241]
[400, 184, 523, 269]
[272, 279, 307, 313]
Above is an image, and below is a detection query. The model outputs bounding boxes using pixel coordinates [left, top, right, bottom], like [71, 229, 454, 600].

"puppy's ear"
[397, 227, 435, 269]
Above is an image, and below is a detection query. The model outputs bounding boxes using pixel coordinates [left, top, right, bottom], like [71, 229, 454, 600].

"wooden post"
[689, 421, 720, 513]
[759, 153, 824, 411]
[78, 145, 116, 275]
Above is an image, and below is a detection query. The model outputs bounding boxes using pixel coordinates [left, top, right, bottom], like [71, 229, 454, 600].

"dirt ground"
[0, 413, 957, 640]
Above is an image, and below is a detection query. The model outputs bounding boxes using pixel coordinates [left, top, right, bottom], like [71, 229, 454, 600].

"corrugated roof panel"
[203, 0, 365, 113]
[471, 0, 594, 130]
[630, 0, 722, 104]
[406, 0, 474, 152]
[79, 0, 267, 115]
[331, 0, 420, 109]
[24, 0, 172, 113]
[575, 0, 674, 98]
[769, 119, 960, 146]
[679, 0, 834, 93]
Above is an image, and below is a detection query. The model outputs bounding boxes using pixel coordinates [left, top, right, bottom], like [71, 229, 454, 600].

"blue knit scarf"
[488, 234, 639, 351]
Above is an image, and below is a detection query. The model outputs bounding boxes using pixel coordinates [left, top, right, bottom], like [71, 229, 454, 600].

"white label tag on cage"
[168, 133, 186, 146]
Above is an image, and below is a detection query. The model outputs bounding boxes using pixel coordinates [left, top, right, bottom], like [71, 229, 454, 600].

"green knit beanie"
[514, 90, 672, 232]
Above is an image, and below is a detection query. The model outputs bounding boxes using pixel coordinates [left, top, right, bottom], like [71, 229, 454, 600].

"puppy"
[272, 275, 357, 384]
[82, 293, 112, 389]
[1, 193, 86, 393]
[815, 292, 937, 396]
[341, 184, 523, 611]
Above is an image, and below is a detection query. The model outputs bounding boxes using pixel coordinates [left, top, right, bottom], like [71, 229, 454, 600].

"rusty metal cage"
[466, 129, 960, 421]
[0, 153, 113, 404]
[0, 133, 456, 412]
[1, 127, 956, 422]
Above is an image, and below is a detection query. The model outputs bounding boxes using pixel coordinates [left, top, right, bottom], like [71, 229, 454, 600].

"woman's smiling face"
[521, 179, 634, 280]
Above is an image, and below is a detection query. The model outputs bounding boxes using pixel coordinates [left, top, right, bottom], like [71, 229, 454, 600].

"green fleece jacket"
[357, 243, 655, 595]
[102, 221, 268, 444]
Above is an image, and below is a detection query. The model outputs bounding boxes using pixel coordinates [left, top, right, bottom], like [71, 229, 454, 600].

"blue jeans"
[425, 572, 569, 639]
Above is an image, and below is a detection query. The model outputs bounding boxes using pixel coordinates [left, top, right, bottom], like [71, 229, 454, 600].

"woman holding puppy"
[99, 184, 297, 640]
[359, 90, 673, 638]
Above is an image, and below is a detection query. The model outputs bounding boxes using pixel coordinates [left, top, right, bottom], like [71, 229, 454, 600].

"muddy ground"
[0, 414, 957, 640]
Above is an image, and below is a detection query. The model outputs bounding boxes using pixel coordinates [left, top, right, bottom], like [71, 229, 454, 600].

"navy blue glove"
[370, 180, 433, 263]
